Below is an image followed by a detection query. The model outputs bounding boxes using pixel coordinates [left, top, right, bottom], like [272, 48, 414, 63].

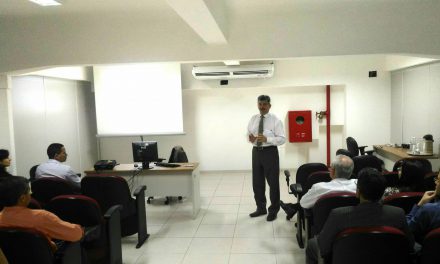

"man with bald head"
[300, 154, 357, 209]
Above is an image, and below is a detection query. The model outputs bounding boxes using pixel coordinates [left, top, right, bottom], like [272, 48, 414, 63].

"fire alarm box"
[288, 110, 312, 142]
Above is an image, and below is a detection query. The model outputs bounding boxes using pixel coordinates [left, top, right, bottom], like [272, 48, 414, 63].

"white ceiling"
[0, 0, 438, 73]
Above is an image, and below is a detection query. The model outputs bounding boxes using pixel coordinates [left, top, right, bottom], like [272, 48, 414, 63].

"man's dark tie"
[257, 115, 264, 147]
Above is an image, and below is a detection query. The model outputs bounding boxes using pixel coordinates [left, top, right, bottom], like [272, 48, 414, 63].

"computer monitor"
[132, 141, 158, 169]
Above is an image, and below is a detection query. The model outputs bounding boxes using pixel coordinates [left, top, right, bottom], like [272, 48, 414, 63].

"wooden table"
[85, 162, 200, 218]
[373, 145, 439, 170]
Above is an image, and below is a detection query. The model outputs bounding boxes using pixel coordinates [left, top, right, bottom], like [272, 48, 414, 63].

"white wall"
[391, 62, 440, 162]
[10, 76, 97, 176]
[0, 75, 16, 174]
[100, 55, 391, 171]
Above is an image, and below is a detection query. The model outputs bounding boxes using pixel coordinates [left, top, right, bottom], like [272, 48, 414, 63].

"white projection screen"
[94, 63, 184, 136]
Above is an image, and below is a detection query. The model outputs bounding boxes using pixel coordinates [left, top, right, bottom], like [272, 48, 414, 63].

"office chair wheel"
[178, 196, 182, 201]
[147, 197, 153, 204]
[164, 196, 170, 205]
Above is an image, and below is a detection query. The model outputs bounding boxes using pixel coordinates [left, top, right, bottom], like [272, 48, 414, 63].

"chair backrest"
[0, 228, 54, 264]
[168, 145, 188, 163]
[423, 172, 438, 192]
[46, 194, 102, 227]
[393, 158, 432, 174]
[351, 155, 383, 178]
[346, 137, 360, 157]
[31, 177, 79, 206]
[29, 164, 39, 182]
[311, 191, 359, 235]
[421, 227, 440, 264]
[383, 192, 424, 214]
[81, 175, 133, 216]
[382, 171, 399, 187]
[336, 148, 353, 158]
[304, 171, 332, 192]
[28, 197, 42, 209]
[332, 226, 412, 264]
[295, 163, 328, 190]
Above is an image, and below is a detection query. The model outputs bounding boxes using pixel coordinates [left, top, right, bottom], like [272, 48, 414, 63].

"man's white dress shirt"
[35, 159, 81, 186]
[300, 178, 357, 209]
[247, 113, 286, 147]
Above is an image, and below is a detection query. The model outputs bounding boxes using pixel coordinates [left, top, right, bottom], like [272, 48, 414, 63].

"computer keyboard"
[155, 162, 181, 168]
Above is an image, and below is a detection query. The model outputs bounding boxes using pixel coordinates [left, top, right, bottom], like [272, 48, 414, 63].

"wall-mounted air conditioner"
[192, 64, 274, 80]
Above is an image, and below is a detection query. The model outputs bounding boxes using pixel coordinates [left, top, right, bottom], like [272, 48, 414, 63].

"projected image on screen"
[94, 63, 184, 136]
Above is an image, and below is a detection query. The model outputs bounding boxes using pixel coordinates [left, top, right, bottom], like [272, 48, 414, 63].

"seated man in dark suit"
[305, 167, 414, 264]
[406, 173, 440, 243]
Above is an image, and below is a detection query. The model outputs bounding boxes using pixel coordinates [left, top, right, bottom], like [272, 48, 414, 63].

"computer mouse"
[134, 164, 138, 167]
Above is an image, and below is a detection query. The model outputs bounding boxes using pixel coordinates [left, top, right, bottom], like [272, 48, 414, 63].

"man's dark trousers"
[252, 146, 280, 214]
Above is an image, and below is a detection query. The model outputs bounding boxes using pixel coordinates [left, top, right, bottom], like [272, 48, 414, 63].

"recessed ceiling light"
[28, 0, 61, 6]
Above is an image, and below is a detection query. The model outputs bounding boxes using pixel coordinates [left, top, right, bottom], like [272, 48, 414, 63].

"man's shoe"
[267, 213, 277, 222]
[249, 210, 267, 218]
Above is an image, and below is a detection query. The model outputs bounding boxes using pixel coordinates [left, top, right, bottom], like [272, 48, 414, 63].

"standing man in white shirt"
[35, 143, 81, 188]
[248, 95, 286, 221]
[300, 154, 356, 209]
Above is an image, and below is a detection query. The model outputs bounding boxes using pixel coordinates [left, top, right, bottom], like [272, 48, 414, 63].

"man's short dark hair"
[0, 149, 9, 161]
[258, 95, 271, 103]
[357, 167, 386, 202]
[0, 176, 29, 207]
[47, 143, 64, 159]
[400, 160, 425, 191]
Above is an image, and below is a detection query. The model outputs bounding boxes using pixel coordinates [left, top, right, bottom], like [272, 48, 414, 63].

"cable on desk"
[128, 167, 142, 190]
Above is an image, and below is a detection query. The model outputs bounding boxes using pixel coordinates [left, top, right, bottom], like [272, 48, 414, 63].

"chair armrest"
[358, 146, 367, 155]
[133, 185, 147, 197]
[426, 171, 438, 178]
[54, 241, 82, 264]
[83, 225, 101, 242]
[365, 150, 374, 155]
[284, 170, 291, 188]
[290, 183, 303, 197]
[133, 185, 149, 248]
[103, 205, 122, 264]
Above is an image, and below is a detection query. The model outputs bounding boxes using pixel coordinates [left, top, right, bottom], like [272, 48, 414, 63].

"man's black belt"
[253, 145, 277, 150]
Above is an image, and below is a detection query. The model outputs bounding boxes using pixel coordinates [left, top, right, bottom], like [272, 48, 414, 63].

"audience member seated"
[0, 149, 12, 178]
[35, 143, 81, 188]
[384, 160, 425, 197]
[0, 176, 83, 252]
[300, 154, 356, 209]
[407, 174, 440, 244]
[305, 168, 414, 264]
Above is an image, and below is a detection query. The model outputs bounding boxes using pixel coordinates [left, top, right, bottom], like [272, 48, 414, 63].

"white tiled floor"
[121, 171, 304, 264]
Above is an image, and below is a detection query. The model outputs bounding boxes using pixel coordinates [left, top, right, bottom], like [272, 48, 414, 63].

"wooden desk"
[85, 163, 200, 218]
[373, 145, 439, 170]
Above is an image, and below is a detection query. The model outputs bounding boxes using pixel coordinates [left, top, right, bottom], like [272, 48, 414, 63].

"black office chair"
[46, 194, 123, 264]
[29, 164, 39, 183]
[0, 228, 82, 264]
[329, 226, 412, 264]
[335, 149, 354, 158]
[306, 191, 359, 240]
[81, 175, 149, 248]
[383, 192, 423, 214]
[351, 155, 383, 178]
[285, 162, 329, 248]
[31, 177, 80, 208]
[346, 137, 374, 157]
[148, 145, 189, 205]
[421, 227, 440, 264]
